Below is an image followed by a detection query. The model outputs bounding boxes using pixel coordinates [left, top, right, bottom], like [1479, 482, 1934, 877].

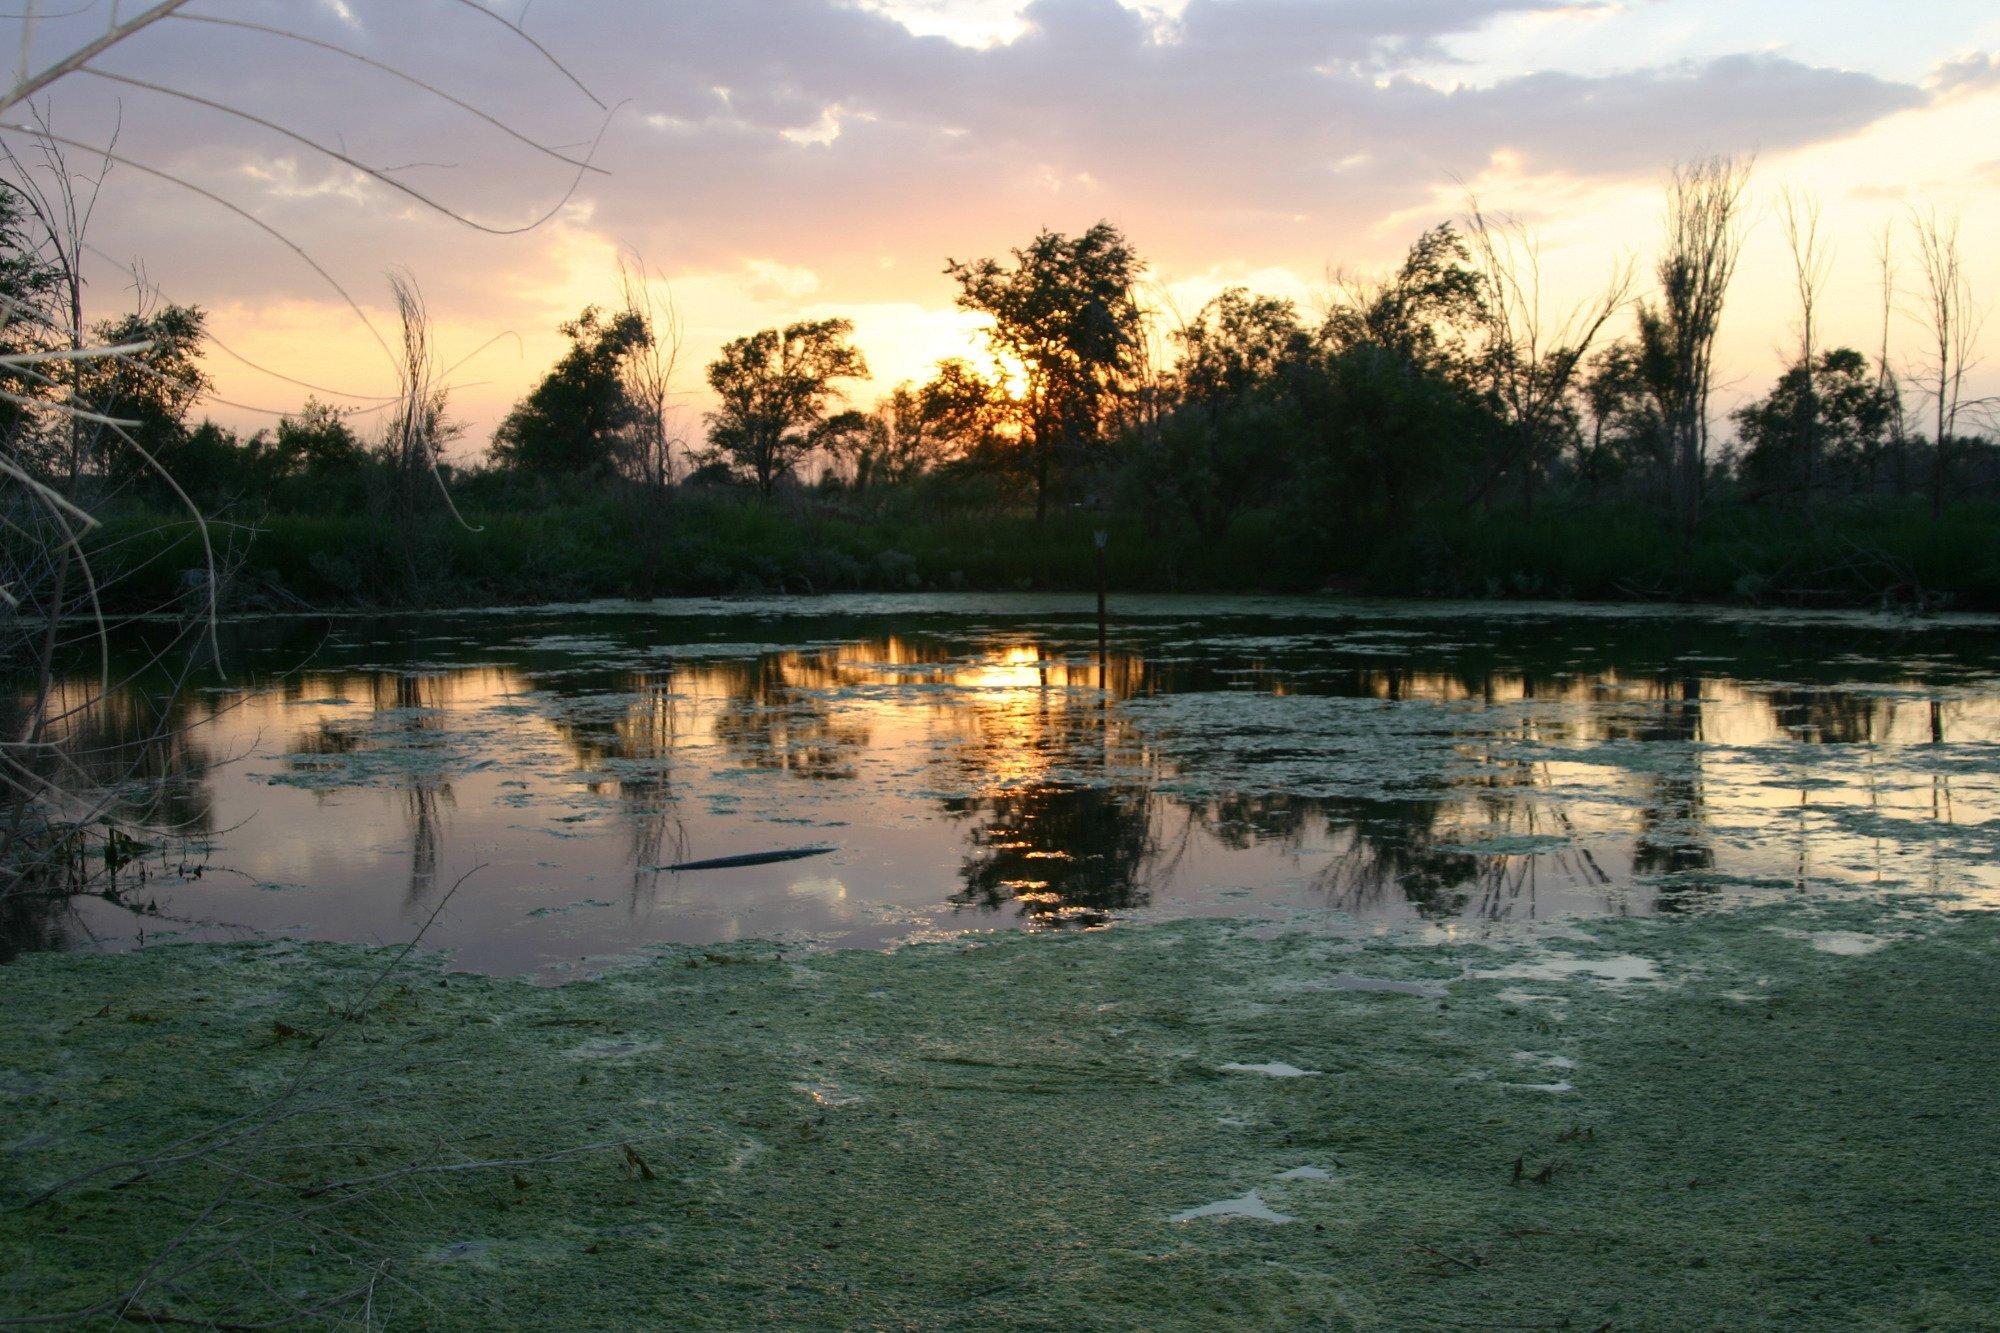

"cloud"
[7, 0, 1961, 441]
[1928, 50, 2000, 98]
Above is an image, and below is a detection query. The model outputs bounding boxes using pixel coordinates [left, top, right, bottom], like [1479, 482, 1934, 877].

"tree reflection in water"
[948, 783, 1155, 926]
[712, 655, 873, 780]
[6, 605, 1996, 967]
[0, 673, 220, 960]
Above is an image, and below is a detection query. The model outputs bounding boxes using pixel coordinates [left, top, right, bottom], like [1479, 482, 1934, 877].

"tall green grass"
[67, 493, 2000, 611]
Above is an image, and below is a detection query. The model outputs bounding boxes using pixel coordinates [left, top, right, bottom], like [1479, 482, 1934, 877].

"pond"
[10, 594, 2000, 975]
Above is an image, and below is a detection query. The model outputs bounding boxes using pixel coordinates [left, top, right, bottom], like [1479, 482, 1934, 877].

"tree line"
[3, 155, 1993, 572]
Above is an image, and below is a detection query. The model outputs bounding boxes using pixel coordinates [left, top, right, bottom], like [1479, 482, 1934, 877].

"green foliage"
[22, 208, 1996, 618]
[701, 318, 868, 496]
[490, 306, 650, 480]
[71, 491, 2000, 615]
[1733, 347, 1901, 500]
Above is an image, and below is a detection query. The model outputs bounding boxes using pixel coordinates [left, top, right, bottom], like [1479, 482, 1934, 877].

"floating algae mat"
[11, 594, 2000, 973]
[2, 897, 1995, 1325]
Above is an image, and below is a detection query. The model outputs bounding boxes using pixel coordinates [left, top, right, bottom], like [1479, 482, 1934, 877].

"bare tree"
[1779, 186, 1831, 502]
[616, 249, 684, 494]
[1638, 155, 1751, 553]
[1463, 201, 1633, 514]
[1908, 207, 1986, 519]
[1873, 223, 1910, 495]
[615, 250, 684, 594]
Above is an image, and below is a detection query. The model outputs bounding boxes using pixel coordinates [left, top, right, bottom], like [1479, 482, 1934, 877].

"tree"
[1778, 188, 1832, 501]
[1734, 349, 1898, 499]
[1871, 224, 1912, 495]
[921, 358, 1008, 461]
[1638, 156, 1751, 550]
[1577, 339, 1668, 496]
[1321, 223, 1486, 380]
[946, 222, 1144, 521]
[702, 318, 868, 497]
[1305, 226, 1498, 527]
[0, 184, 63, 470]
[271, 397, 365, 479]
[86, 303, 211, 500]
[1145, 288, 1307, 539]
[380, 274, 463, 524]
[0, 112, 118, 493]
[851, 384, 937, 491]
[1177, 288, 1307, 404]
[1909, 207, 1985, 518]
[491, 305, 649, 480]
[616, 251, 683, 493]
[1463, 205, 1632, 513]
[1293, 336, 1494, 532]
[847, 360, 1007, 491]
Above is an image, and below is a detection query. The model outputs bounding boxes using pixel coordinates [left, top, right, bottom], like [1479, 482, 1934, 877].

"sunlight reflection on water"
[10, 595, 1999, 975]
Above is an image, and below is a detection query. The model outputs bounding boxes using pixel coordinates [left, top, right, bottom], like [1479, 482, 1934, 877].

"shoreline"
[56, 586, 2000, 631]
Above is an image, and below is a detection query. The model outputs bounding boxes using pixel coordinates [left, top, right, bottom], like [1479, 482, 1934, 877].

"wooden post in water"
[1094, 528, 1109, 691]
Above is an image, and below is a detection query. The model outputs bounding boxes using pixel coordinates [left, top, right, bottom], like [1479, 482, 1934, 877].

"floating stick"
[659, 846, 836, 873]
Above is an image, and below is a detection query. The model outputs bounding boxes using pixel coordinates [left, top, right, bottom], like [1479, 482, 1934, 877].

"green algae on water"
[3, 897, 1996, 1328]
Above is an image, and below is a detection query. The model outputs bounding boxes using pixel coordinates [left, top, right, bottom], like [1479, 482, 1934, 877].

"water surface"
[12, 594, 1999, 974]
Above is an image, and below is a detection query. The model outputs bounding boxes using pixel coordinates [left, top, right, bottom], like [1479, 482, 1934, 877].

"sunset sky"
[17, 0, 2000, 456]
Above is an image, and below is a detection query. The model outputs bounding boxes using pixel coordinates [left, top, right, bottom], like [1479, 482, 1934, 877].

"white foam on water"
[1514, 1051, 1577, 1070]
[1772, 928, 1898, 956]
[1168, 1190, 1295, 1224]
[1479, 954, 1658, 984]
[1219, 1061, 1321, 1078]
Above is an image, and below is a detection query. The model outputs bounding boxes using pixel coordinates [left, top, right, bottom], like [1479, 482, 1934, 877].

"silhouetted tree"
[615, 252, 683, 492]
[87, 304, 211, 500]
[0, 185, 62, 467]
[946, 222, 1144, 521]
[1322, 223, 1486, 379]
[1140, 288, 1307, 538]
[701, 318, 868, 497]
[1909, 207, 1983, 518]
[1871, 225, 1913, 495]
[1577, 340, 1668, 496]
[1735, 349, 1897, 500]
[491, 305, 650, 480]
[272, 398, 366, 479]
[1777, 188, 1832, 501]
[1639, 156, 1750, 550]
[1307, 226, 1498, 527]
[1463, 204, 1631, 513]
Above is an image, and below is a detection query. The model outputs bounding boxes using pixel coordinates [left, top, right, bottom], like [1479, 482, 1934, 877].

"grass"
[64, 490, 2000, 612]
